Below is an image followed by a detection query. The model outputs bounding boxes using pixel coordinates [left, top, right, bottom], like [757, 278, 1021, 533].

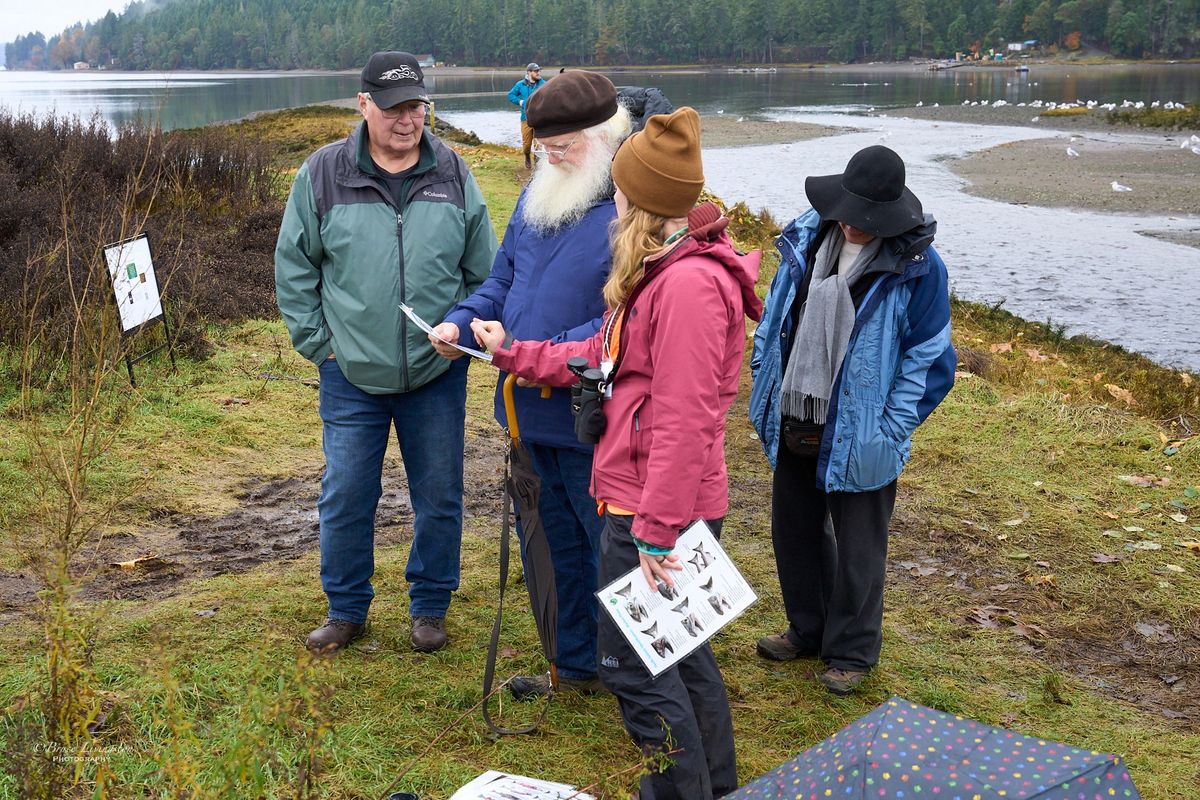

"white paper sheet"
[450, 770, 594, 800]
[596, 520, 757, 677]
[400, 303, 493, 362]
[104, 235, 163, 333]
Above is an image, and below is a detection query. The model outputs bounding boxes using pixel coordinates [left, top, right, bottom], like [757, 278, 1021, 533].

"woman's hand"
[469, 318, 507, 353]
[429, 322, 463, 360]
[639, 551, 682, 592]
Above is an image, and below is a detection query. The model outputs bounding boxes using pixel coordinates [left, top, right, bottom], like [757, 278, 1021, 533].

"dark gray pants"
[597, 513, 737, 800]
[771, 444, 897, 671]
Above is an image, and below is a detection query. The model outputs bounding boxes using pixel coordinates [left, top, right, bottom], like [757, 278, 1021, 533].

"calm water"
[3, 65, 1198, 130]
[3, 66, 1199, 368]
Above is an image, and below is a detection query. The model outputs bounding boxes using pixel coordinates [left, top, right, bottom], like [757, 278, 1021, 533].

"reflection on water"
[701, 112, 1200, 371]
[3, 67, 1197, 367]
[447, 106, 1199, 370]
[3, 64, 1199, 131]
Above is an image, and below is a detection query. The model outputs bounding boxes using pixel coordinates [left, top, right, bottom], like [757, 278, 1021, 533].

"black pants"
[771, 443, 897, 671]
[597, 513, 737, 800]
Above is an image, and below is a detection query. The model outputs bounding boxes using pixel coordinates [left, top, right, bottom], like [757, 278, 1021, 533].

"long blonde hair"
[603, 206, 672, 308]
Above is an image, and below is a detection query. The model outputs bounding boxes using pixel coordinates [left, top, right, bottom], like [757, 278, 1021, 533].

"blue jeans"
[522, 442, 605, 681]
[317, 358, 467, 623]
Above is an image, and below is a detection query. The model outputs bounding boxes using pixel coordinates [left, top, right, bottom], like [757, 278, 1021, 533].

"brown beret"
[611, 107, 704, 218]
[525, 71, 618, 137]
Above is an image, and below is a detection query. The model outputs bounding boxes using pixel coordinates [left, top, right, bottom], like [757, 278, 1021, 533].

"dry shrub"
[0, 110, 283, 379]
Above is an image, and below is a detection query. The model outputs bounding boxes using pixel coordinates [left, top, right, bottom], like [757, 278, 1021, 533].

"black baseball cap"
[361, 51, 430, 109]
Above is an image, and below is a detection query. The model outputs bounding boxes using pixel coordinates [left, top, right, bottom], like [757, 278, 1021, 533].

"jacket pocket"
[629, 397, 652, 485]
[846, 425, 904, 490]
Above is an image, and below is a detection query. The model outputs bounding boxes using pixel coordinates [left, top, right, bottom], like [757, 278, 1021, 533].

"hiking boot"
[305, 618, 366, 654]
[756, 632, 812, 661]
[508, 674, 607, 701]
[820, 667, 869, 696]
[410, 616, 448, 652]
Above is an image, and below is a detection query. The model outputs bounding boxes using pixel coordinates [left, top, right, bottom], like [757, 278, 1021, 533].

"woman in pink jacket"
[472, 106, 762, 800]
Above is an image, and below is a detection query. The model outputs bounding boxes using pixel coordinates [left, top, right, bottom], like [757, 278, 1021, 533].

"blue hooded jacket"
[444, 191, 614, 451]
[748, 209, 956, 491]
[508, 77, 545, 122]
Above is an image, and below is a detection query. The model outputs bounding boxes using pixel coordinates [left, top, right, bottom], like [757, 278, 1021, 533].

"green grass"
[1, 116, 1198, 799]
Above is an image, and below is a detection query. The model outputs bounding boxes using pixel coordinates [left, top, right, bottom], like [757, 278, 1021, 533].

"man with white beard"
[431, 71, 632, 699]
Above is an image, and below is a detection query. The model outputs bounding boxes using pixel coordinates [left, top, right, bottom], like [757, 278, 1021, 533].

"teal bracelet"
[634, 537, 672, 557]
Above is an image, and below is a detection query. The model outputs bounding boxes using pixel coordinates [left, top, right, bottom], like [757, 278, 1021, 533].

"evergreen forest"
[5, 0, 1200, 71]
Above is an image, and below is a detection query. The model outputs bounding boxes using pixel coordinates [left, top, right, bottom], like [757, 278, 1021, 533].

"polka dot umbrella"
[728, 696, 1140, 800]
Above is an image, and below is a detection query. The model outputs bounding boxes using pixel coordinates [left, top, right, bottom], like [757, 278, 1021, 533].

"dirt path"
[0, 437, 506, 617]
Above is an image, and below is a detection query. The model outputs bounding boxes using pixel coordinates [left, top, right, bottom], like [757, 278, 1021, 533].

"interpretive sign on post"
[102, 234, 175, 386]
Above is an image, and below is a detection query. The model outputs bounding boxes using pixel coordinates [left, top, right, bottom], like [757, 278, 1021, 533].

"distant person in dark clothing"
[508, 62, 545, 169]
[617, 86, 675, 133]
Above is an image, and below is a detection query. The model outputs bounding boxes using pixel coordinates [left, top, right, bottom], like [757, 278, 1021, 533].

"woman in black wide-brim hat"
[747, 145, 957, 695]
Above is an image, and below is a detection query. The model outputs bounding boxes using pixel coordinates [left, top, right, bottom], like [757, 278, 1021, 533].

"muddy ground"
[2, 430, 1193, 729]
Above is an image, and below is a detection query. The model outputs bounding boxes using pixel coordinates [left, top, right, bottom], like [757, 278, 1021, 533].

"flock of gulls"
[909, 97, 1199, 193]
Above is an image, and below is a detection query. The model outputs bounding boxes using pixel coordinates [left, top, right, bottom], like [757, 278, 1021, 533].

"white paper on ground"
[400, 303, 493, 362]
[596, 520, 757, 677]
[449, 770, 594, 800]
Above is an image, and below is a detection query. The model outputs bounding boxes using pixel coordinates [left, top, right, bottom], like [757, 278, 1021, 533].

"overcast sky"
[2, 1, 129, 48]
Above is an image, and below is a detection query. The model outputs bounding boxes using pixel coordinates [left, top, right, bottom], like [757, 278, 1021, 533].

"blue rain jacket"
[444, 192, 615, 451]
[508, 77, 545, 121]
[748, 209, 956, 491]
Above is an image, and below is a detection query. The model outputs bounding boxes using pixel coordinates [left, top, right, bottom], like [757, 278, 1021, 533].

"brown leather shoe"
[410, 616, 447, 652]
[820, 667, 869, 695]
[305, 618, 365, 654]
[756, 632, 815, 661]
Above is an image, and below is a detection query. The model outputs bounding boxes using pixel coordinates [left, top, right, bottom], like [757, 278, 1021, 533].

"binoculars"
[566, 356, 607, 444]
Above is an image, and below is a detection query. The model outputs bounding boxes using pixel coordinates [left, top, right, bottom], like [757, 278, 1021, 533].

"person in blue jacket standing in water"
[748, 145, 956, 696]
[432, 70, 633, 699]
[508, 62, 545, 169]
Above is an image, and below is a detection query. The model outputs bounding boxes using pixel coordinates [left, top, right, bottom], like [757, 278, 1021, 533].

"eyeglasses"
[371, 98, 428, 121]
[531, 137, 580, 159]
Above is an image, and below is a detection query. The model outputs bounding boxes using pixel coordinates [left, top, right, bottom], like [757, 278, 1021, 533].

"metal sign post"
[102, 233, 176, 387]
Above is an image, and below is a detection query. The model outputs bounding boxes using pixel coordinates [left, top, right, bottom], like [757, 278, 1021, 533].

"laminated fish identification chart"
[104, 235, 163, 333]
[597, 520, 757, 676]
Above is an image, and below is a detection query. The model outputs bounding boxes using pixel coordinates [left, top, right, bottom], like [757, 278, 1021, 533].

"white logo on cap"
[379, 66, 419, 82]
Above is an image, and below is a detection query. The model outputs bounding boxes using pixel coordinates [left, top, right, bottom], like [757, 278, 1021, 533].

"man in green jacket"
[274, 51, 497, 655]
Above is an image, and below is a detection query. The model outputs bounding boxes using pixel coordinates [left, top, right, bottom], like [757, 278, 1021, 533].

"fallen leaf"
[1118, 475, 1169, 488]
[1184, 486, 1198, 500]
[1102, 530, 1123, 538]
[989, 583, 1013, 592]
[1123, 525, 1145, 532]
[109, 554, 164, 570]
[1008, 552, 1031, 560]
[1091, 553, 1123, 563]
[1170, 512, 1189, 523]
[1003, 519, 1024, 527]
[1102, 511, 1120, 519]
[1164, 446, 1180, 456]
[194, 608, 217, 618]
[1162, 709, 1187, 719]
[1034, 560, 1051, 568]
[996, 533, 1009, 541]
[1175, 540, 1200, 552]
[220, 397, 250, 406]
[1011, 622, 1049, 642]
[1131, 541, 1162, 550]
[1024, 347, 1049, 362]
[1163, 564, 1185, 573]
[1182, 372, 1194, 387]
[1161, 674, 1181, 685]
[1134, 622, 1177, 643]
[1105, 384, 1138, 406]
[990, 342, 1013, 354]
[1025, 574, 1056, 586]
[954, 370, 975, 379]
[499, 645, 518, 658]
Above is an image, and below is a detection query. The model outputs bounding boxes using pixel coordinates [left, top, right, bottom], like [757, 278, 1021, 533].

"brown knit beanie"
[611, 106, 704, 218]
[525, 71, 618, 137]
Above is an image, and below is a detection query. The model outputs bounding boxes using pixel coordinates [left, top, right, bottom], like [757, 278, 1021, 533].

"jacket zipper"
[396, 208, 407, 392]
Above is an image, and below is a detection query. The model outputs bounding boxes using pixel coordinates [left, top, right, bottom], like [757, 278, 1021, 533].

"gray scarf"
[780, 229, 882, 423]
